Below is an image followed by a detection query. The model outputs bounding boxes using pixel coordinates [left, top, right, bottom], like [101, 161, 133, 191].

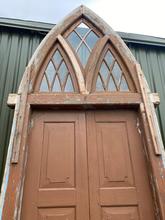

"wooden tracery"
[1, 5, 165, 220]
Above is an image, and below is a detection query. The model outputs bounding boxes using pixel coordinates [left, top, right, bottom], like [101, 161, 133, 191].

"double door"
[21, 110, 155, 220]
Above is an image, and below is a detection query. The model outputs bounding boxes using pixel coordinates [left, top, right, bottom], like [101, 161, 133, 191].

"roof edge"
[1, 17, 165, 47]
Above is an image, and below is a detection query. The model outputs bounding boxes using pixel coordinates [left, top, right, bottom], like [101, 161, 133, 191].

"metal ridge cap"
[118, 31, 165, 47]
[0, 17, 54, 32]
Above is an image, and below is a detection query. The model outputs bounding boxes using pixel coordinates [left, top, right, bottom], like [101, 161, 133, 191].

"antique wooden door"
[21, 110, 155, 220]
[2, 5, 165, 220]
[21, 111, 90, 220]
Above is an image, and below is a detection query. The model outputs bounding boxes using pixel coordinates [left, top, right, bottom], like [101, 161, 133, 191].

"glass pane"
[96, 75, 104, 91]
[104, 50, 114, 67]
[52, 76, 61, 92]
[58, 61, 68, 84]
[40, 75, 49, 92]
[78, 23, 89, 28]
[99, 62, 109, 84]
[45, 61, 55, 84]
[52, 50, 62, 68]
[120, 75, 129, 91]
[77, 43, 90, 67]
[112, 62, 122, 86]
[75, 23, 89, 37]
[86, 31, 99, 50]
[67, 31, 81, 50]
[108, 76, 117, 91]
[64, 75, 74, 92]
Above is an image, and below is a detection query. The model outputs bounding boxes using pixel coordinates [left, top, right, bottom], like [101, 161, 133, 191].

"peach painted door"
[86, 110, 155, 220]
[21, 111, 90, 220]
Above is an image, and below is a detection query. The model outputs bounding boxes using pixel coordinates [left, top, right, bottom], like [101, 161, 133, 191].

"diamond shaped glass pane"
[67, 31, 81, 50]
[52, 50, 62, 68]
[52, 76, 61, 92]
[77, 43, 90, 67]
[120, 75, 129, 91]
[75, 23, 89, 37]
[58, 61, 68, 84]
[96, 75, 104, 91]
[45, 61, 55, 84]
[40, 75, 49, 92]
[86, 31, 99, 50]
[64, 75, 74, 92]
[108, 76, 117, 91]
[99, 62, 109, 84]
[105, 50, 114, 67]
[112, 62, 122, 86]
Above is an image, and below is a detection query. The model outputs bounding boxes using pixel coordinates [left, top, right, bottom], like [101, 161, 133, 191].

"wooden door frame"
[0, 5, 165, 220]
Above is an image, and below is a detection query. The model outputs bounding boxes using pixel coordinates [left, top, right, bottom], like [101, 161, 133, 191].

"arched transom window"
[35, 17, 136, 94]
[95, 49, 129, 92]
[66, 22, 100, 67]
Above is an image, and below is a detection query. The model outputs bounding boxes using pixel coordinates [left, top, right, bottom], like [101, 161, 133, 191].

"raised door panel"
[40, 122, 75, 188]
[102, 207, 139, 220]
[38, 208, 75, 220]
[96, 122, 134, 187]
[21, 111, 89, 220]
[86, 110, 155, 220]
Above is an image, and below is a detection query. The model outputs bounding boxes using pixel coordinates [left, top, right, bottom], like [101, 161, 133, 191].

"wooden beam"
[7, 93, 18, 107]
[150, 93, 160, 106]
[8, 92, 160, 108]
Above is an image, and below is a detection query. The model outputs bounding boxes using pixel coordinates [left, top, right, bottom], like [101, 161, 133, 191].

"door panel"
[38, 208, 75, 220]
[102, 207, 139, 220]
[21, 110, 155, 220]
[86, 110, 155, 220]
[21, 111, 89, 220]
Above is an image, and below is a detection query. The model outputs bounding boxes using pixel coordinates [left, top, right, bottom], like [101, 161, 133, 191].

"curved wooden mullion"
[56, 74, 63, 91]
[98, 72, 106, 90]
[85, 35, 109, 92]
[44, 72, 51, 91]
[118, 73, 130, 91]
[75, 29, 92, 53]
[106, 59, 116, 90]
[103, 58, 111, 71]
[55, 59, 67, 92]
[81, 29, 93, 52]
[57, 35, 86, 93]
[110, 59, 120, 91]
[108, 34, 139, 92]
[50, 72, 58, 91]
[52, 57, 63, 72]
[61, 72, 70, 92]
[118, 73, 123, 90]
[110, 72, 118, 91]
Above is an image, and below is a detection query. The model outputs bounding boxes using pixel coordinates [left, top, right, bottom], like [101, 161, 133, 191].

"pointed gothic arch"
[1, 5, 165, 220]
[85, 37, 138, 93]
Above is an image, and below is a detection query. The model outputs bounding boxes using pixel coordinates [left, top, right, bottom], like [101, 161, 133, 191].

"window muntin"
[39, 49, 75, 92]
[95, 49, 129, 92]
[67, 22, 100, 67]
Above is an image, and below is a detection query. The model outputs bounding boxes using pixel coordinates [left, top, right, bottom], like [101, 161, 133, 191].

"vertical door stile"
[76, 112, 90, 220]
[86, 111, 101, 220]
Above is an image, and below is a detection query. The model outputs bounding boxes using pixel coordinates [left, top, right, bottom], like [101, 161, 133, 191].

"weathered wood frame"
[0, 5, 165, 220]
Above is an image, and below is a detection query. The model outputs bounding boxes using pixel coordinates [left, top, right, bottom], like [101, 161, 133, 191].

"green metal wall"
[0, 22, 165, 186]
[128, 44, 165, 145]
[0, 27, 43, 185]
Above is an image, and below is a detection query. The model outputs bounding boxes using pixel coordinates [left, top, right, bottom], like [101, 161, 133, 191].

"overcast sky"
[0, 0, 165, 38]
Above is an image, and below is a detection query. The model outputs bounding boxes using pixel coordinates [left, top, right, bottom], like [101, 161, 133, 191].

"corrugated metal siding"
[0, 27, 43, 185]
[128, 43, 165, 144]
[0, 24, 165, 186]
